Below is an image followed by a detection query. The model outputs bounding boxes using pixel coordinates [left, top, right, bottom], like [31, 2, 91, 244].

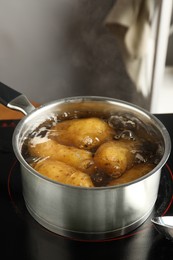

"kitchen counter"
[0, 102, 39, 120]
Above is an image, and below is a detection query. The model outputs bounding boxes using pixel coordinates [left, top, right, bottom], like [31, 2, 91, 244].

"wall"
[166, 10, 173, 66]
[0, 0, 155, 109]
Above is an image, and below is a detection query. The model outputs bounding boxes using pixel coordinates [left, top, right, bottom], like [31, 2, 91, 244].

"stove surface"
[1, 114, 173, 260]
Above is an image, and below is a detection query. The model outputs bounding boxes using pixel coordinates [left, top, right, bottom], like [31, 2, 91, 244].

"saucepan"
[0, 82, 171, 240]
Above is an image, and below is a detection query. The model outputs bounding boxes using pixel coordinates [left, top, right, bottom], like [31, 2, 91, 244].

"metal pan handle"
[0, 82, 35, 115]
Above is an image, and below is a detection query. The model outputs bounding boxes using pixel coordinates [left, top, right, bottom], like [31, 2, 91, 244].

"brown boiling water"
[21, 111, 164, 187]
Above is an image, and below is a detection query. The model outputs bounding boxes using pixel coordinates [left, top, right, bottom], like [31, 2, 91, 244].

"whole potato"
[94, 140, 135, 178]
[50, 117, 115, 150]
[28, 138, 94, 174]
[108, 163, 155, 186]
[34, 158, 94, 187]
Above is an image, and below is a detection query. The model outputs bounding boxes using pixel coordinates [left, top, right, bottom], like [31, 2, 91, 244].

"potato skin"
[50, 117, 115, 150]
[94, 140, 135, 178]
[34, 158, 94, 187]
[28, 138, 94, 174]
[108, 163, 155, 186]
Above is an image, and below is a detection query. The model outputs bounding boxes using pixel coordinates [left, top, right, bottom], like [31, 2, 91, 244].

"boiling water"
[22, 112, 164, 187]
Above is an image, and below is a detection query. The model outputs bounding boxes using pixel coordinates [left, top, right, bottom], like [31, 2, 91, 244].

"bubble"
[91, 171, 111, 187]
[108, 114, 136, 131]
[114, 130, 136, 141]
[132, 140, 161, 164]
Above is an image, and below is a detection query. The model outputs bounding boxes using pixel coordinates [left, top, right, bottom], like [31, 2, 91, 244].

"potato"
[108, 163, 155, 186]
[34, 158, 94, 187]
[28, 138, 94, 174]
[49, 117, 115, 150]
[94, 140, 135, 178]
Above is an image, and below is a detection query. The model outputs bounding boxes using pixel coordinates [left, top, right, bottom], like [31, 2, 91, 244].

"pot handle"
[0, 82, 35, 115]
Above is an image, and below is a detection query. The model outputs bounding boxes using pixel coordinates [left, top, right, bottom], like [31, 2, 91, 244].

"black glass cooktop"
[1, 114, 173, 259]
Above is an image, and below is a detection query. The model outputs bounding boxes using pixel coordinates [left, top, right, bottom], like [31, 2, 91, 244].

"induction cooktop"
[1, 114, 173, 260]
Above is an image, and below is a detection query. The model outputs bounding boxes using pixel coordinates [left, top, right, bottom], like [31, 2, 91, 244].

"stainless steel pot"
[0, 82, 171, 240]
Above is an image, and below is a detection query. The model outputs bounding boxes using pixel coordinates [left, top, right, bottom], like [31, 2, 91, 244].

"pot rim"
[12, 96, 172, 190]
